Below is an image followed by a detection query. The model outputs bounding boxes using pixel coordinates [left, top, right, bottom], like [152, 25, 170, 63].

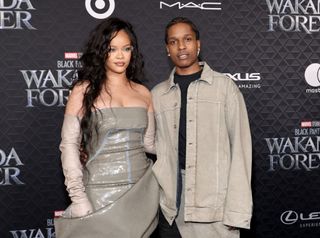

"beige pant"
[175, 170, 240, 238]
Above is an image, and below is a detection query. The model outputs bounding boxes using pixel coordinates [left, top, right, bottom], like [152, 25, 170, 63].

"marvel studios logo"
[64, 52, 82, 59]
[54, 210, 64, 218]
[301, 121, 320, 128]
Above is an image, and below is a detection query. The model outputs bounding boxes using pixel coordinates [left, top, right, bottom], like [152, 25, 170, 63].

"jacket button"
[174, 102, 178, 106]
[174, 124, 177, 129]
[188, 142, 193, 145]
[188, 97, 193, 100]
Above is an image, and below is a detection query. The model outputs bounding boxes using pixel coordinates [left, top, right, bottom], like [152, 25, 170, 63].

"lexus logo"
[280, 210, 298, 225]
[85, 0, 115, 19]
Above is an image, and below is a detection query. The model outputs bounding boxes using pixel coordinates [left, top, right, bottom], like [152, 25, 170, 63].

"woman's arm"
[60, 82, 93, 218]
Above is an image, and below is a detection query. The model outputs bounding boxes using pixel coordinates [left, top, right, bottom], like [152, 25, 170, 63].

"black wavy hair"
[74, 17, 144, 148]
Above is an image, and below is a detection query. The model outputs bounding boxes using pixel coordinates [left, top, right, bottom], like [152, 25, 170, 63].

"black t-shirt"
[174, 70, 202, 170]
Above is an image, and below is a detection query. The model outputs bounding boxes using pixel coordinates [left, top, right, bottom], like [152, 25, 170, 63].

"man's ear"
[166, 45, 170, 56]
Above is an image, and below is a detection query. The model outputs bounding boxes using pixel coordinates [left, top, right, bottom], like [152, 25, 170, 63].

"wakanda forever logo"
[0, 0, 36, 30]
[20, 52, 82, 107]
[266, 0, 320, 34]
[0, 148, 24, 186]
[85, 0, 115, 19]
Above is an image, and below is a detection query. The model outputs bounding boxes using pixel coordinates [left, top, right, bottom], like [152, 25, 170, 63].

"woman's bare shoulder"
[131, 82, 151, 98]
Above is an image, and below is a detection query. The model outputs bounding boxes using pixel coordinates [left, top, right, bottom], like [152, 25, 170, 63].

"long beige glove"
[59, 114, 93, 218]
[143, 111, 156, 154]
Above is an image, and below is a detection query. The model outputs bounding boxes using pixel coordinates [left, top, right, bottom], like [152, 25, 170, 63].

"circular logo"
[280, 210, 299, 225]
[304, 63, 320, 87]
[85, 0, 115, 19]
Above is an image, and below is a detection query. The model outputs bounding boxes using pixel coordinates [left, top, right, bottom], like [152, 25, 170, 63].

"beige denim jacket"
[151, 62, 252, 229]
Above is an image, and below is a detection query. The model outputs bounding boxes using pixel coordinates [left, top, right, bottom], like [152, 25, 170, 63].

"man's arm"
[223, 82, 253, 229]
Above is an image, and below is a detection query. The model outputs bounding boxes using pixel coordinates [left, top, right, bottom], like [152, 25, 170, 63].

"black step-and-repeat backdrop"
[1, 0, 320, 237]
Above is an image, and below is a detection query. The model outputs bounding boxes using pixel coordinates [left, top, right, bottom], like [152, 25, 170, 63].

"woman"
[54, 18, 159, 238]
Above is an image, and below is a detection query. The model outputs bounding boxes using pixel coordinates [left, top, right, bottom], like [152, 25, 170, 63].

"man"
[151, 17, 252, 238]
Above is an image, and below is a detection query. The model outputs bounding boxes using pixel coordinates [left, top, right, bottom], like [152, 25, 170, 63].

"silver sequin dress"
[55, 107, 159, 238]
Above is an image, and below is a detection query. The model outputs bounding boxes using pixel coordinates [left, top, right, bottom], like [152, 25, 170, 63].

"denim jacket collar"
[162, 61, 213, 95]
